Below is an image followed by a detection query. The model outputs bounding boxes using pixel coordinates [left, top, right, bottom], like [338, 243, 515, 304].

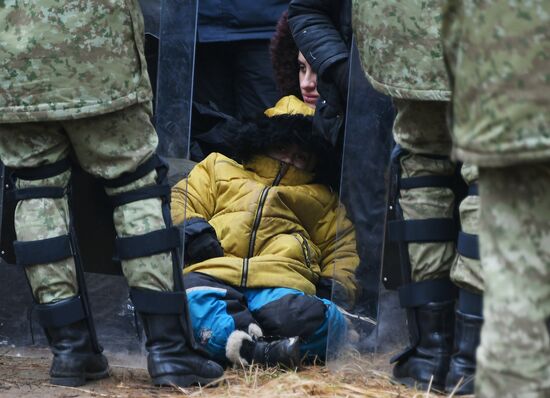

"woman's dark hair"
[269, 11, 301, 98]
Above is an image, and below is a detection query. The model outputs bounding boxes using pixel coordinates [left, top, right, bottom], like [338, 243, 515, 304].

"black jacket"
[198, 0, 288, 42]
[288, 0, 352, 145]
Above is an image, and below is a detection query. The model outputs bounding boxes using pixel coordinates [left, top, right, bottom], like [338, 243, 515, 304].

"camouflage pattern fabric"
[477, 164, 550, 397]
[0, 104, 174, 303]
[0, 0, 153, 123]
[451, 163, 482, 293]
[14, 170, 78, 303]
[395, 99, 482, 292]
[351, 0, 450, 101]
[442, 0, 550, 167]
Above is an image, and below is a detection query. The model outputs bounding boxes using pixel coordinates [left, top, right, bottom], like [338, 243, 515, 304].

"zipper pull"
[274, 162, 289, 186]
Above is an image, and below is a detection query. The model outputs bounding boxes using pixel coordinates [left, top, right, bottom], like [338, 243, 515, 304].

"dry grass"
[0, 351, 470, 397]
[171, 353, 452, 398]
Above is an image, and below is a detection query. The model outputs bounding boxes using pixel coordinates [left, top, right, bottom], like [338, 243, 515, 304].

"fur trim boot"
[226, 324, 300, 368]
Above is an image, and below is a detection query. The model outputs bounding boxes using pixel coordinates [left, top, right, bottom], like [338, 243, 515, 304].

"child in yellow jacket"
[172, 96, 359, 367]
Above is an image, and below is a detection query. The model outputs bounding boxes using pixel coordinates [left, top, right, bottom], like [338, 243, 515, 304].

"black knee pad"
[6, 159, 102, 352]
[102, 154, 184, 290]
[382, 145, 460, 290]
[10, 158, 73, 269]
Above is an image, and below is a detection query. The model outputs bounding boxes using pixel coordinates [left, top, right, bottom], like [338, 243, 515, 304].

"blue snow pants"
[184, 272, 347, 363]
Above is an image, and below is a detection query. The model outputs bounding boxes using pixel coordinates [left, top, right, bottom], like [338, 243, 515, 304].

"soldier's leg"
[476, 164, 550, 398]
[64, 103, 223, 386]
[388, 99, 457, 390]
[0, 123, 109, 387]
[446, 164, 484, 394]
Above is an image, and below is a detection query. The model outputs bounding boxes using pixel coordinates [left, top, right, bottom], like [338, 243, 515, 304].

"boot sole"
[152, 374, 220, 388]
[50, 368, 111, 387]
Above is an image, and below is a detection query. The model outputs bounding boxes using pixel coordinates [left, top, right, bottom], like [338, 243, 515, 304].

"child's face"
[267, 142, 317, 171]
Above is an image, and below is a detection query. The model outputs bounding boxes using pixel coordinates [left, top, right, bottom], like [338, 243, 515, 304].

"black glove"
[316, 277, 349, 305]
[185, 231, 224, 265]
[316, 277, 333, 300]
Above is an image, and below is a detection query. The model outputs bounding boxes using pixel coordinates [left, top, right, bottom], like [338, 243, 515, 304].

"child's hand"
[186, 232, 224, 264]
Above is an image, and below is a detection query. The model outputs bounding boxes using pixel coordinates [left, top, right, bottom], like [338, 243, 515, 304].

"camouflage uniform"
[0, 0, 223, 387]
[0, 0, 173, 301]
[442, 1, 550, 396]
[0, 105, 174, 301]
[352, 0, 482, 291]
[352, 0, 482, 393]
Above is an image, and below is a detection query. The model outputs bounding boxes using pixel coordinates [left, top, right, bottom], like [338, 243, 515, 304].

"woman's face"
[298, 52, 319, 108]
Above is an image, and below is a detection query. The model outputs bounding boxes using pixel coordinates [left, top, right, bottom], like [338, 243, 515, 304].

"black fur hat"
[225, 96, 339, 188]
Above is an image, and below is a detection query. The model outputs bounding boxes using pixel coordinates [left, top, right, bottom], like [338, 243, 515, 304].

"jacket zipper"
[241, 162, 288, 287]
[296, 232, 312, 268]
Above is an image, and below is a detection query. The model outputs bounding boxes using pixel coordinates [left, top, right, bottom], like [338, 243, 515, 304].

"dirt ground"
[0, 348, 460, 398]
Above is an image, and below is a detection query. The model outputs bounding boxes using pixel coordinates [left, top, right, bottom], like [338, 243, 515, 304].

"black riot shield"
[0, 0, 198, 362]
[326, 41, 398, 365]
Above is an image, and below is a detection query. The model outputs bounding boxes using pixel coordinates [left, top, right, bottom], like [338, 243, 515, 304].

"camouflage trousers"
[476, 164, 550, 398]
[393, 99, 483, 293]
[0, 103, 174, 304]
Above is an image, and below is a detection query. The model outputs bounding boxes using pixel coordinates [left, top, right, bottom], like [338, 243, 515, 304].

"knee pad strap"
[115, 226, 181, 260]
[9, 158, 71, 202]
[458, 289, 483, 317]
[35, 296, 87, 328]
[130, 288, 186, 315]
[12, 186, 66, 201]
[109, 184, 171, 208]
[12, 158, 71, 181]
[389, 218, 457, 243]
[398, 278, 458, 309]
[14, 234, 73, 267]
[457, 232, 480, 260]
[101, 154, 167, 188]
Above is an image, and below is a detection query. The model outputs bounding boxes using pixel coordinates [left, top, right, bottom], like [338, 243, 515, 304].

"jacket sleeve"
[288, 0, 348, 78]
[171, 153, 218, 226]
[311, 195, 359, 303]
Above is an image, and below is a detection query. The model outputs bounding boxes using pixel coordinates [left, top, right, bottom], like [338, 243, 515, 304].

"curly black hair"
[269, 11, 301, 98]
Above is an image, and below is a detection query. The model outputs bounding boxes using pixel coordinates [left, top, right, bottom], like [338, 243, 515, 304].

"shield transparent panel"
[154, 0, 198, 159]
[0, 0, 198, 366]
[325, 41, 403, 368]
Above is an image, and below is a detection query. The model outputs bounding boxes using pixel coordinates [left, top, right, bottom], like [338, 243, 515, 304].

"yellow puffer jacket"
[171, 152, 359, 302]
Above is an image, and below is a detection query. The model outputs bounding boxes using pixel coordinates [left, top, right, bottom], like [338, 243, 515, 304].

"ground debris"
[0, 351, 464, 397]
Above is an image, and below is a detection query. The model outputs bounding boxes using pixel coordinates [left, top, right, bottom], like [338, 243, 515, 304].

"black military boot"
[392, 300, 455, 391]
[47, 320, 110, 386]
[132, 289, 224, 387]
[445, 290, 483, 395]
[36, 298, 110, 387]
[226, 329, 301, 368]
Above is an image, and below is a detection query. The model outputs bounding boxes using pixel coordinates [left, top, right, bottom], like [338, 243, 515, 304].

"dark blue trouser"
[184, 272, 346, 363]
